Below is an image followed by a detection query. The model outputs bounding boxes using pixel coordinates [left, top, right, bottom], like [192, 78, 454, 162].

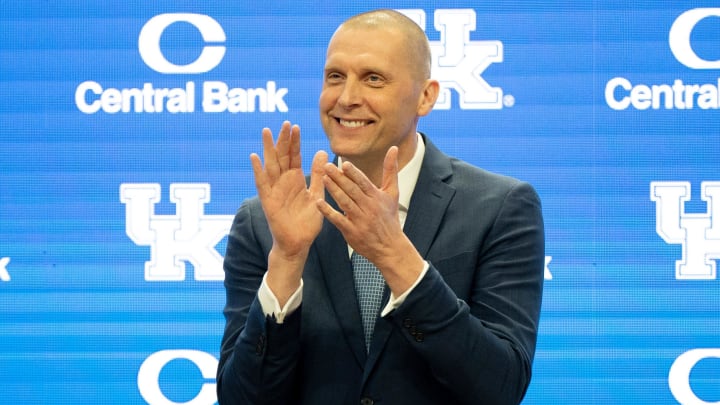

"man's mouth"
[337, 118, 371, 128]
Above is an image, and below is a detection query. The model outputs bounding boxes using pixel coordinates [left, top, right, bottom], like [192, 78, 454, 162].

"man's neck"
[340, 134, 419, 187]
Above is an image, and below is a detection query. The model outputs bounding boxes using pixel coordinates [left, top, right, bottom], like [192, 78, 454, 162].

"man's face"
[319, 25, 427, 166]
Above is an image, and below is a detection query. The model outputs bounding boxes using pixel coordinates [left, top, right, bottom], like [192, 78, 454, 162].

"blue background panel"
[1, 1, 719, 404]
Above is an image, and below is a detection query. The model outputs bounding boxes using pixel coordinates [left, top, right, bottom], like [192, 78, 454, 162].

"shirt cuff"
[380, 261, 430, 317]
[257, 273, 303, 324]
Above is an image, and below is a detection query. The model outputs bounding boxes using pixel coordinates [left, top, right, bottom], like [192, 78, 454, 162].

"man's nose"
[337, 78, 362, 108]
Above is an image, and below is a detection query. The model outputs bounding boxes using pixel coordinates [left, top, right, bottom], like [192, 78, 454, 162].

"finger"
[340, 160, 376, 196]
[250, 153, 270, 199]
[309, 150, 328, 199]
[289, 124, 302, 169]
[325, 162, 369, 206]
[381, 146, 400, 200]
[261, 127, 280, 181]
[316, 198, 349, 230]
[276, 121, 292, 172]
[322, 166, 359, 215]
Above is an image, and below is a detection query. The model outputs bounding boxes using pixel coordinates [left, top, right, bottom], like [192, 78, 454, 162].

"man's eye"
[366, 75, 385, 86]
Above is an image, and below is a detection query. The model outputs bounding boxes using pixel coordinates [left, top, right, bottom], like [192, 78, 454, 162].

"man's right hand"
[250, 121, 328, 306]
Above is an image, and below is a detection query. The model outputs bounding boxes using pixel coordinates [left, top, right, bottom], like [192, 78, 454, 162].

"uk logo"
[650, 181, 720, 280]
[120, 183, 233, 281]
[398, 9, 507, 110]
[0, 257, 10, 282]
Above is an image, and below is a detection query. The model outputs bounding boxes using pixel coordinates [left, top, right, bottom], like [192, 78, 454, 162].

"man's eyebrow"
[323, 60, 342, 71]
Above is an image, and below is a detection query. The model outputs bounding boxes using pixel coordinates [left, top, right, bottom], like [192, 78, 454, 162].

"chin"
[329, 143, 358, 159]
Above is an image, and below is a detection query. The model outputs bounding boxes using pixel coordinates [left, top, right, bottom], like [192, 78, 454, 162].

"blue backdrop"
[1, 1, 719, 404]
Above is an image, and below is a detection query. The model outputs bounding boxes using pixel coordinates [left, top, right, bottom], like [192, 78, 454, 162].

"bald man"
[218, 9, 544, 405]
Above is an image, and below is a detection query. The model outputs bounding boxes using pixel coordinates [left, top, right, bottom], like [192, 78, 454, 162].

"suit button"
[255, 334, 266, 355]
[403, 318, 413, 328]
[414, 332, 424, 342]
[360, 398, 374, 405]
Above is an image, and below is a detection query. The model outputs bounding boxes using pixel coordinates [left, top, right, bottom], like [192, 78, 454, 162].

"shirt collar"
[398, 133, 425, 213]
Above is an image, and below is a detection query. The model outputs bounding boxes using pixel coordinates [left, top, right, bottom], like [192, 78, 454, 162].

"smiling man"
[217, 9, 545, 405]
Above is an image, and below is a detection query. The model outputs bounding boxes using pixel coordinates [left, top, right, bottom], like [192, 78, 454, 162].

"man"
[218, 9, 544, 405]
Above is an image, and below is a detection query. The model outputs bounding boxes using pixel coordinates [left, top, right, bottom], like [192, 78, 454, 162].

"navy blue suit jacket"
[217, 135, 545, 404]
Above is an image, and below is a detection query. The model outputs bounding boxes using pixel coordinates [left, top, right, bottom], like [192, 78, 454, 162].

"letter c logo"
[669, 8, 720, 69]
[137, 349, 218, 405]
[139, 13, 226, 74]
[668, 348, 720, 405]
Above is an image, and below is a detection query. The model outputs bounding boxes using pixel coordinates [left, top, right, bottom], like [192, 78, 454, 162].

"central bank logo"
[606, 8, 720, 110]
[669, 8, 720, 70]
[651, 181, 720, 279]
[76, 13, 288, 114]
[121, 183, 233, 281]
[399, 9, 509, 110]
[669, 348, 720, 405]
[138, 350, 218, 405]
[138, 13, 226, 74]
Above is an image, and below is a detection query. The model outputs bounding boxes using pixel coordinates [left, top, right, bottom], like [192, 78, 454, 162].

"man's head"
[319, 9, 439, 179]
[342, 10, 433, 81]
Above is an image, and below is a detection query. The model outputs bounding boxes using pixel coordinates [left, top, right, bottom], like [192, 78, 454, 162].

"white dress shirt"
[258, 134, 429, 323]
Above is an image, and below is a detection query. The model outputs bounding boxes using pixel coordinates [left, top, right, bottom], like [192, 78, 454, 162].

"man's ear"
[417, 79, 440, 116]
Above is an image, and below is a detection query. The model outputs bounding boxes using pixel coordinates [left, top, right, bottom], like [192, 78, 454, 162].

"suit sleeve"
[388, 181, 544, 405]
[216, 198, 301, 404]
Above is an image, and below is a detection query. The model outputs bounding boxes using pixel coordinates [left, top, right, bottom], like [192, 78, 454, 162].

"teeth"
[339, 119, 367, 128]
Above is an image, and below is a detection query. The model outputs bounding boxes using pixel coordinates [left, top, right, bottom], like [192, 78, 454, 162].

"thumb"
[381, 146, 400, 199]
[309, 150, 329, 198]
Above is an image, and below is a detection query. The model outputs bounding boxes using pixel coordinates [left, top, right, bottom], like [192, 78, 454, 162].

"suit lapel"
[403, 136, 456, 259]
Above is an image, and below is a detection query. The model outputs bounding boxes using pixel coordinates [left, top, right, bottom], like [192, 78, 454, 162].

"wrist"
[374, 241, 424, 296]
[265, 246, 307, 307]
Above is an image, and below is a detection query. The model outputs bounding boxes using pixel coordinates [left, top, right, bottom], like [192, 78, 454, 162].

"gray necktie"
[351, 252, 385, 352]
